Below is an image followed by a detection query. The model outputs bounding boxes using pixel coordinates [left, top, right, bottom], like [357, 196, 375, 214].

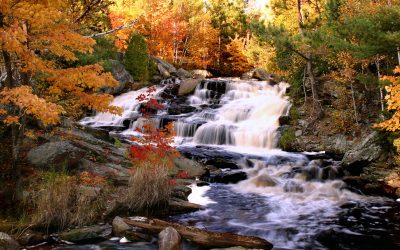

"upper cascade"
[177, 79, 291, 150]
[80, 78, 290, 151]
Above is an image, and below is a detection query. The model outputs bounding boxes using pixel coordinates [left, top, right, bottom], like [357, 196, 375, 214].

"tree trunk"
[124, 217, 273, 249]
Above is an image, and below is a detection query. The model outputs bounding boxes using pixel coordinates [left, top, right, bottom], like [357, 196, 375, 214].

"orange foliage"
[375, 66, 400, 131]
[0, 0, 120, 126]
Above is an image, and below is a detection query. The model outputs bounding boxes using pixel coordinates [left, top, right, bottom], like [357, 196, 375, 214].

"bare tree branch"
[86, 18, 140, 38]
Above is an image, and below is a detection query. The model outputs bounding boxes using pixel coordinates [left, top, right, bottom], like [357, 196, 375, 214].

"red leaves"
[129, 86, 179, 174]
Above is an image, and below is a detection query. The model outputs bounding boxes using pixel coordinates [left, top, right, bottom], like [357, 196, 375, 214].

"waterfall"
[177, 79, 290, 150]
[79, 86, 164, 128]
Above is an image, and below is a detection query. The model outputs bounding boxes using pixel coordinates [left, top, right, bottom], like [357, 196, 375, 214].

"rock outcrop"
[106, 60, 134, 94]
[27, 141, 86, 171]
[341, 132, 387, 176]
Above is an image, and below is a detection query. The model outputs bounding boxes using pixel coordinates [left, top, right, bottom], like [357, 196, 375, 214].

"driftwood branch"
[86, 18, 140, 38]
[124, 217, 273, 249]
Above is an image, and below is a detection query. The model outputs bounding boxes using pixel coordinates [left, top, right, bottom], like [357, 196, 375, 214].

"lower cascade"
[81, 78, 400, 250]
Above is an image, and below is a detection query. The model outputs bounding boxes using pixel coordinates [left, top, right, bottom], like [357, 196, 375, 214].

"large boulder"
[108, 60, 134, 94]
[178, 79, 201, 96]
[27, 141, 86, 171]
[152, 57, 177, 75]
[177, 68, 192, 79]
[158, 64, 171, 79]
[253, 68, 270, 81]
[191, 70, 213, 79]
[112, 216, 131, 236]
[158, 227, 182, 250]
[0, 232, 19, 250]
[341, 132, 386, 175]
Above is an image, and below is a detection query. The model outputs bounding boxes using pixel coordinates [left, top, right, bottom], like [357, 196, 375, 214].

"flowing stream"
[80, 78, 400, 250]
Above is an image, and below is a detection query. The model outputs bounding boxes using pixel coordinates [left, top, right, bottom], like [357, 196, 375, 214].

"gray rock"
[158, 227, 182, 250]
[104, 60, 133, 94]
[17, 230, 46, 246]
[60, 225, 108, 243]
[158, 64, 171, 79]
[253, 68, 270, 81]
[178, 79, 201, 96]
[0, 232, 19, 250]
[191, 69, 213, 79]
[342, 132, 385, 171]
[241, 70, 255, 80]
[152, 57, 177, 74]
[177, 68, 192, 79]
[112, 216, 131, 236]
[295, 130, 302, 137]
[27, 141, 86, 171]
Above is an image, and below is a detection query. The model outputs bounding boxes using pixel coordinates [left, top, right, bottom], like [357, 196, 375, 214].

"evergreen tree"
[124, 33, 150, 82]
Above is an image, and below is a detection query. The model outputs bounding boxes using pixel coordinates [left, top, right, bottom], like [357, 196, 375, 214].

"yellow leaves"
[4, 116, 20, 126]
[0, 86, 63, 126]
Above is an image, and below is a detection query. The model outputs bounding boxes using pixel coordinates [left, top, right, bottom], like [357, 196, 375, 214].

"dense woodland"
[1, 0, 400, 248]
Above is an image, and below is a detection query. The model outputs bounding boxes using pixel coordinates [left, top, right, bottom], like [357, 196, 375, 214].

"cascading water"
[80, 78, 400, 250]
[178, 79, 290, 149]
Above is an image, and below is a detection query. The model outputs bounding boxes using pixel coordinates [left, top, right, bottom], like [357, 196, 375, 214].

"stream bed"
[78, 78, 400, 249]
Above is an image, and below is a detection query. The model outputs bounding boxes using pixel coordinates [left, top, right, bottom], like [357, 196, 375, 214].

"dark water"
[171, 183, 400, 250]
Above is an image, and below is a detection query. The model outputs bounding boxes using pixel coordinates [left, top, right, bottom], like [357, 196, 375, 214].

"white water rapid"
[174, 79, 290, 151]
[80, 78, 397, 250]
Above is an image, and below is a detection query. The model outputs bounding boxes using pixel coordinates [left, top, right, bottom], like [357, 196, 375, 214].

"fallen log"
[124, 217, 273, 249]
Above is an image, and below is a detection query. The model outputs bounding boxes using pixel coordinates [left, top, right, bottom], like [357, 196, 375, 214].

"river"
[80, 78, 400, 249]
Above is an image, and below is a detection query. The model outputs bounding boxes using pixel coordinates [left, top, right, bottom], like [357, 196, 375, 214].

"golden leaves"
[375, 70, 400, 132]
[0, 86, 63, 126]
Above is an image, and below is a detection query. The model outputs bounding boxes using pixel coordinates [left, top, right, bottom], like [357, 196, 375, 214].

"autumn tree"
[0, 0, 120, 201]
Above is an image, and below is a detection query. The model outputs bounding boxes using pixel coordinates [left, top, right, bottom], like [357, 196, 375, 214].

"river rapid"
[80, 78, 400, 250]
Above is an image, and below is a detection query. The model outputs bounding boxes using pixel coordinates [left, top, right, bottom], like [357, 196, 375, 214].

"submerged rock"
[158, 227, 182, 250]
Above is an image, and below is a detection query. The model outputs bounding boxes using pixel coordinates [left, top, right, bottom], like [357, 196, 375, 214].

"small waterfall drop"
[79, 86, 164, 128]
[177, 79, 290, 150]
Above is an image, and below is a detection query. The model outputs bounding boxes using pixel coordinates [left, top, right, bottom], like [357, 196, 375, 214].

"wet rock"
[211, 170, 247, 184]
[172, 156, 206, 178]
[59, 225, 109, 243]
[342, 132, 386, 175]
[172, 185, 193, 200]
[17, 230, 47, 246]
[279, 116, 290, 126]
[178, 79, 201, 96]
[112, 216, 131, 236]
[158, 227, 182, 250]
[192, 69, 213, 79]
[27, 141, 86, 171]
[0, 232, 20, 250]
[196, 181, 210, 187]
[252, 175, 277, 187]
[241, 70, 255, 80]
[168, 103, 196, 115]
[103, 60, 133, 94]
[168, 198, 202, 214]
[177, 68, 192, 79]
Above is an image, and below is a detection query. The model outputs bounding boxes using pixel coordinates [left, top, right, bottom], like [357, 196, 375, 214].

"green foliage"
[114, 138, 123, 148]
[76, 36, 119, 71]
[279, 128, 295, 151]
[124, 33, 150, 82]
